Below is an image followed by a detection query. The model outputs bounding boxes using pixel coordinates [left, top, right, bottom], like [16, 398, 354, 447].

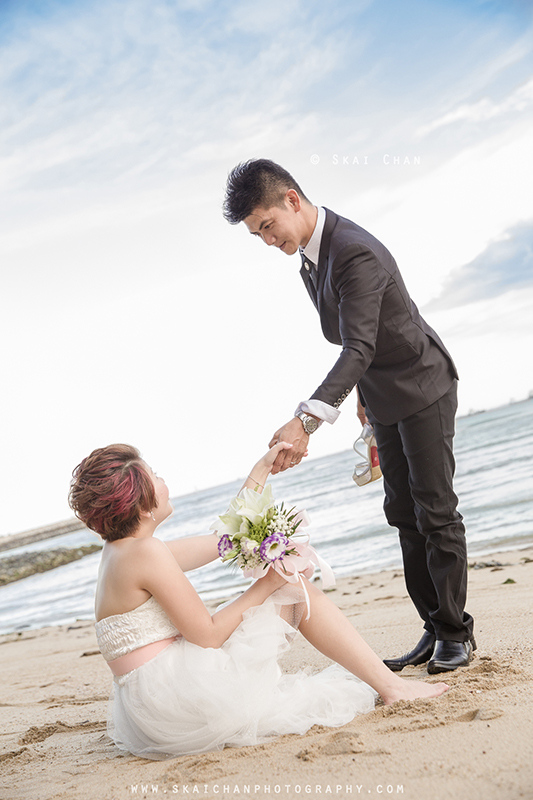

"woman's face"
[144, 463, 174, 524]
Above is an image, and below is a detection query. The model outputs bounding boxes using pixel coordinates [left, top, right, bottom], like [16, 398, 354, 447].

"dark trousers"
[370, 381, 474, 641]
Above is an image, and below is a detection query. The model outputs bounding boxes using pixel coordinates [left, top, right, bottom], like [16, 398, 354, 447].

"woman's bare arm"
[164, 534, 219, 571]
[163, 441, 294, 570]
[135, 536, 286, 648]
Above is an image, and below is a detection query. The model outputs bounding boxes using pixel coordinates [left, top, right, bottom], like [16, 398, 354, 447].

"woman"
[69, 442, 448, 760]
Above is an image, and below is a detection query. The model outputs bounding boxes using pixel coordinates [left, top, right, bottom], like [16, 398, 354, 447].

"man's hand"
[268, 418, 309, 474]
[357, 393, 369, 427]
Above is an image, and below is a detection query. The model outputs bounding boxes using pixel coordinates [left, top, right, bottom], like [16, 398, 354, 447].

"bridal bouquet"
[213, 484, 303, 572]
[211, 485, 335, 618]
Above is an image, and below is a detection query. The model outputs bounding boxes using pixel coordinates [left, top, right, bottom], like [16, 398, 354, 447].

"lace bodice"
[95, 595, 180, 662]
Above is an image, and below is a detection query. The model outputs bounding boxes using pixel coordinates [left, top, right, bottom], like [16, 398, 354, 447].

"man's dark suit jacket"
[301, 208, 457, 426]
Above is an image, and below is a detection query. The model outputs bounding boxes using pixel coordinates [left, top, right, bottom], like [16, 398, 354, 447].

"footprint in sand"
[297, 730, 365, 760]
[0, 746, 44, 765]
[175, 753, 239, 783]
[297, 731, 393, 761]
[38, 694, 108, 708]
[19, 720, 106, 744]
[458, 707, 504, 722]
[320, 730, 365, 755]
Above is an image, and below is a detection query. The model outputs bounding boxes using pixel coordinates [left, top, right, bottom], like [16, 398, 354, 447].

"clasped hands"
[268, 417, 309, 474]
[268, 394, 368, 473]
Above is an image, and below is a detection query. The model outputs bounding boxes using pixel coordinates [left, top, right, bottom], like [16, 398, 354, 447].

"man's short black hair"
[223, 159, 309, 224]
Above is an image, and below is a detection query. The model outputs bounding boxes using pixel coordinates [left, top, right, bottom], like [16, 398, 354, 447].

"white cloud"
[416, 76, 533, 136]
[425, 220, 533, 310]
[349, 111, 533, 305]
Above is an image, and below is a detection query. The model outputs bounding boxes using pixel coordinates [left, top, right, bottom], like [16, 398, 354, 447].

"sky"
[1, 0, 532, 536]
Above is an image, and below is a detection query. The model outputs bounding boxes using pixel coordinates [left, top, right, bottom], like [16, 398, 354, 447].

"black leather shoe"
[383, 631, 436, 671]
[427, 637, 477, 674]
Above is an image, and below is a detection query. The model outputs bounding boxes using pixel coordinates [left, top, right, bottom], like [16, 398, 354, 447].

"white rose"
[240, 537, 259, 555]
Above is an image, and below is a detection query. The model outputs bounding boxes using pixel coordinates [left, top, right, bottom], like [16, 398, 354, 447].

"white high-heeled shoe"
[352, 423, 382, 486]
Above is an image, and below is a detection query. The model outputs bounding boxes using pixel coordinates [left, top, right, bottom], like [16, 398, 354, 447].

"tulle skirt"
[108, 585, 377, 759]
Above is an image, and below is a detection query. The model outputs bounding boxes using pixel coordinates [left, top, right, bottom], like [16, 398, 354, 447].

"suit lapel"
[316, 209, 338, 342]
[317, 208, 337, 278]
[299, 260, 318, 308]
[300, 209, 339, 336]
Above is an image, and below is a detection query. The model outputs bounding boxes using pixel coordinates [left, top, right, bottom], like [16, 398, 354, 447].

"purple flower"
[259, 532, 290, 562]
[218, 534, 234, 558]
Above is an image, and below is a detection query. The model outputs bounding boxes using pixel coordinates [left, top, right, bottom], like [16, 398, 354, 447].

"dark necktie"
[301, 254, 318, 289]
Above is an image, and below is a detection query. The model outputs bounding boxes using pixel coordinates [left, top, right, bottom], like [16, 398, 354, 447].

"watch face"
[297, 412, 318, 433]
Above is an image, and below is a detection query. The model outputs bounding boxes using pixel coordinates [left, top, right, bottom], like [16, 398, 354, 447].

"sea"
[1, 398, 532, 636]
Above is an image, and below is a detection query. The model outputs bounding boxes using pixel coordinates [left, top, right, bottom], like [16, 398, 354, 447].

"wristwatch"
[295, 411, 319, 434]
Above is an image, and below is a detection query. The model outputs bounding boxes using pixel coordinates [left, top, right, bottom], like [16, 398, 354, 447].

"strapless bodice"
[95, 595, 180, 662]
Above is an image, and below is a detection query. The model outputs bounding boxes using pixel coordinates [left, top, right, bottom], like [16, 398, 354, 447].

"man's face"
[243, 191, 309, 255]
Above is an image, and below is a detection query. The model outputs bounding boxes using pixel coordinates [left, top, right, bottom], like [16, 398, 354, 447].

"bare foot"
[381, 679, 449, 705]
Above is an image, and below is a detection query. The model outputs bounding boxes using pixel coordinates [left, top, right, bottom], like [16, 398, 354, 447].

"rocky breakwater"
[0, 544, 102, 586]
[0, 519, 102, 586]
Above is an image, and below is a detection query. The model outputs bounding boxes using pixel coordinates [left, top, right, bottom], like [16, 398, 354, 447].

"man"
[222, 159, 475, 674]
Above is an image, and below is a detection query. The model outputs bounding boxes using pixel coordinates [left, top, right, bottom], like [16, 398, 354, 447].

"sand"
[1, 546, 533, 800]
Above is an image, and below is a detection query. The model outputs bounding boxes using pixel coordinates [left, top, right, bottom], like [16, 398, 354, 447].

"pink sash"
[107, 636, 177, 676]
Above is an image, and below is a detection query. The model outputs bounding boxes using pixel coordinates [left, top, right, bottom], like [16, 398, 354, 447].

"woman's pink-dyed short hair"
[68, 444, 157, 541]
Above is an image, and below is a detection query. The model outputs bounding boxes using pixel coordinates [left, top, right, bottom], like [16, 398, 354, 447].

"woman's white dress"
[95, 586, 377, 759]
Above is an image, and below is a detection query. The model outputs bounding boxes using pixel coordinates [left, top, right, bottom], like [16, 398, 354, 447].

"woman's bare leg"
[298, 579, 449, 704]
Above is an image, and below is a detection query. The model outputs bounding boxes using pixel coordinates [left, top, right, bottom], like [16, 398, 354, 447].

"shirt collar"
[301, 206, 325, 265]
